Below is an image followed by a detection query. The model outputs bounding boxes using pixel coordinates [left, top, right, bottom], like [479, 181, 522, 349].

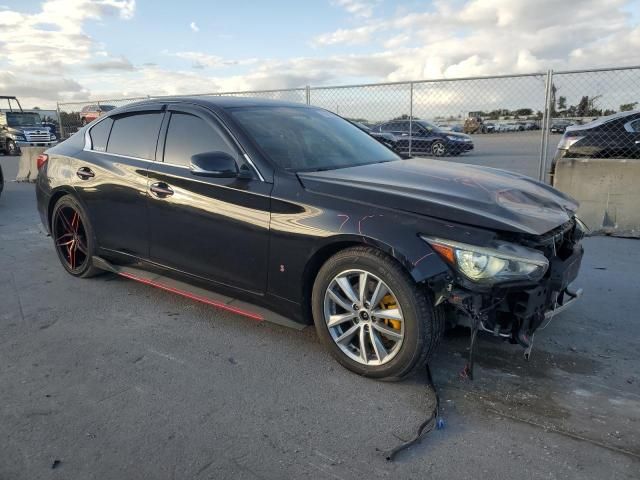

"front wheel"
[312, 247, 443, 380]
[51, 195, 101, 277]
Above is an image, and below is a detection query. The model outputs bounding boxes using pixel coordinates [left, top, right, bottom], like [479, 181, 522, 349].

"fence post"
[305, 85, 310, 105]
[56, 102, 65, 140]
[538, 69, 554, 183]
[409, 82, 414, 156]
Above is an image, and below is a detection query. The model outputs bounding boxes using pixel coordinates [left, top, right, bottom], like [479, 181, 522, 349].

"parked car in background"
[550, 120, 574, 133]
[80, 104, 117, 126]
[353, 122, 399, 151]
[483, 122, 496, 133]
[36, 96, 584, 380]
[371, 119, 473, 156]
[0, 111, 58, 155]
[553, 110, 640, 167]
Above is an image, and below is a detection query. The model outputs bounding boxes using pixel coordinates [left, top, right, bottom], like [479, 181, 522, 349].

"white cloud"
[310, 0, 640, 79]
[168, 51, 258, 69]
[331, 0, 379, 18]
[3, 0, 640, 112]
[0, 0, 135, 106]
[190, 21, 199, 32]
[312, 24, 382, 46]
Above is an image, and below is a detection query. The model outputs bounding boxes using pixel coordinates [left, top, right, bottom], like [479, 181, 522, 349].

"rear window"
[107, 112, 162, 160]
[89, 118, 113, 152]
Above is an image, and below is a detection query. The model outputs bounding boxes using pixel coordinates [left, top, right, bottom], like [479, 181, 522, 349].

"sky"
[1, 0, 639, 109]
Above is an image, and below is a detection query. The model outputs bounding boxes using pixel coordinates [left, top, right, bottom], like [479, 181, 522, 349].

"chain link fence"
[56, 66, 640, 183]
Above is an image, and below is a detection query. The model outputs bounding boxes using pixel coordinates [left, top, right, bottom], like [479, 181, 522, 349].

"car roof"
[119, 95, 311, 111]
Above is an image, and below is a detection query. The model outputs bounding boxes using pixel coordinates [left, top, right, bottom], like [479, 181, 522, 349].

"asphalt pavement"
[1, 151, 639, 479]
[433, 130, 563, 179]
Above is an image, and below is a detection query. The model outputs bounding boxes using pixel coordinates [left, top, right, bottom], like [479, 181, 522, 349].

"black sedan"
[554, 110, 640, 163]
[35, 97, 584, 380]
[370, 119, 473, 157]
[352, 121, 399, 151]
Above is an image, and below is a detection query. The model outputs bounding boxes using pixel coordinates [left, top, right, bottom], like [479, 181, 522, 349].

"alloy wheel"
[53, 205, 89, 272]
[323, 269, 405, 366]
[431, 141, 446, 157]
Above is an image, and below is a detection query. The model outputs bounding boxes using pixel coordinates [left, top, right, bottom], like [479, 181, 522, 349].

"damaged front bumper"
[439, 219, 585, 357]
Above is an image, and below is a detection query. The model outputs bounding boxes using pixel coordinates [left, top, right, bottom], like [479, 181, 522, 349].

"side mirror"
[190, 151, 240, 178]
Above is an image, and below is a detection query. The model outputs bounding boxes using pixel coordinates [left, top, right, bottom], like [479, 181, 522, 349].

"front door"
[147, 104, 272, 293]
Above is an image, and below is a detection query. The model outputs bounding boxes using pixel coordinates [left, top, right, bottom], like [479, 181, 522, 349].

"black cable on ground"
[384, 363, 442, 461]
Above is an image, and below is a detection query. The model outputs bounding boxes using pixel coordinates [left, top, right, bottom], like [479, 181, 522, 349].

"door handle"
[150, 182, 174, 198]
[76, 167, 95, 180]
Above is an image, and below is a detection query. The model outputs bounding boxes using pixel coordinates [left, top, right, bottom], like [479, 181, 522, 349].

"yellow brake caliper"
[379, 294, 401, 331]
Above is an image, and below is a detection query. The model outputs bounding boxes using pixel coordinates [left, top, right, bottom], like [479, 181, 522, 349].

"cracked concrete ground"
[1, 155, 639, 479]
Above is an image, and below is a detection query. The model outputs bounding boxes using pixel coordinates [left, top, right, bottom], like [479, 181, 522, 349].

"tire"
[6, 139, 20, 156]
[431, 140, 446, 157]
[311, 246, 443, 381]
[51, 195, 102, 278]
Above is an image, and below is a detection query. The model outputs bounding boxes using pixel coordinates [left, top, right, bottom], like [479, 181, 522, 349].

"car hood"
[297, 158, 578, 235]
[444, 132, 472, 140]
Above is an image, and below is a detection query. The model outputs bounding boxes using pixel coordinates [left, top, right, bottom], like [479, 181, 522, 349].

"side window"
[396, 122, 409, 133]
[89, 118, 113, 152]
[107, 112, 163, 160]
[380, 123, 394, 133]
[163, 112, 237, 167]
[629, 119, 640, 133]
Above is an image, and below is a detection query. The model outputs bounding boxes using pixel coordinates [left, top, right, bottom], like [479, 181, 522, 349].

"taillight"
[36, 154, 49, 170]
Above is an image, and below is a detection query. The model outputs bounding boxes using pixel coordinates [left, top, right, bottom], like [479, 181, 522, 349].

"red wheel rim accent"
[53, 206, 89, 272]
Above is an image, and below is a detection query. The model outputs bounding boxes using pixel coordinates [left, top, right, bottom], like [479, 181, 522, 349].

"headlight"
[446, 135, 461, 141]
[421, 236, 549, 284]
[10, 133, 26, 141]
[557, 135, 584, 150]
[50, 134, 57, 140]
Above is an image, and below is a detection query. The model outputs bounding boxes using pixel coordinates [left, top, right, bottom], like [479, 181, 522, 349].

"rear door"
[76, 105, 164, 257]
[147, 104, 272, 293]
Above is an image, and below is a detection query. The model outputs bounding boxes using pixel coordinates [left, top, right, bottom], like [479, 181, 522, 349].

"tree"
[392, 114, 418, 120]
[576, 96, 589, 117]
[515, 108, 533, 117]
[620, 102, 638, 112]
[550, 83, 557, 116]
[557, 96, 567, 111]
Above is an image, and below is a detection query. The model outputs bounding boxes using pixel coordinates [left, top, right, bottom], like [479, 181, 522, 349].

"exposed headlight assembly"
[421, 236, 549, 285]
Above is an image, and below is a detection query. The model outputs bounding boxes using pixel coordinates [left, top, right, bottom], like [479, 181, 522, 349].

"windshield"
[230, 106, 400, 172]
[416, 120, 441, 132]
[6, 112, 42, 127]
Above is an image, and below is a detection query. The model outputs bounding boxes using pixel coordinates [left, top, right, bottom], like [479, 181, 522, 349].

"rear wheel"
[312, 247, 443, 380]
[431, 140, 446, 157]
[51, 196, 101, 277]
